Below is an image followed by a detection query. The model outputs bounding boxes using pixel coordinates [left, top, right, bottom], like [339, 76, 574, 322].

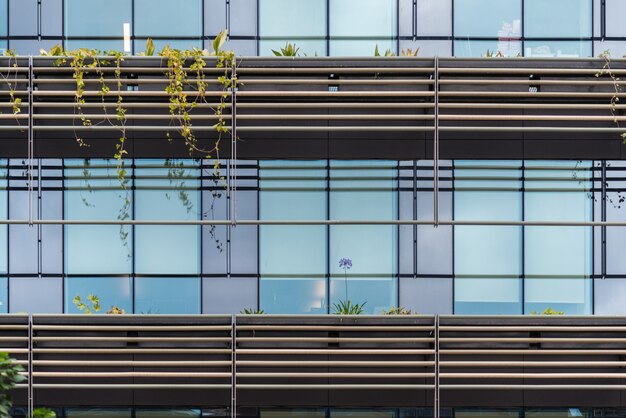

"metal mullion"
[28, 314, 33, 418]
[433, 57, 439, 227]
[601, 160, 607, 281]
[434, 314, 440, 418]
[231, 315, 236, 418]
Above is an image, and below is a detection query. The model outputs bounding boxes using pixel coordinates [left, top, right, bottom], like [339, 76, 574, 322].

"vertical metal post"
[434, 314, 440, 418]
[28, 314, 33, 418]
[231, 59, 237, 225]
[601, 161, 607, 280]
[28, 56, 34, 226]
[433, 57, 440, 227]
[231, 315, 237, 418]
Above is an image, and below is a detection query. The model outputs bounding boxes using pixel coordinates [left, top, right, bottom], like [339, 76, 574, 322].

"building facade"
[2, 1, 626, 417]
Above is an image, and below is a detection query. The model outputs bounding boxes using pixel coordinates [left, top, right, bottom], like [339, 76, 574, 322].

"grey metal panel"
[398, 0, 413, 38]
[231, 189, 258, 274]
[399, 39, 452, 57]
[41, 190, 63, 274]
[9, 0, 37, 36]
[594, 40, 626, 57]
[226, 39, 257, 56]
[40, 0, 62, 36]
[594, 278, 626, 315]
[230, 0, 257, 37]
[9, 191, 37, 274]
[399, 277, 453, 314]
[416, 191, 452, 275]
[594, 0, 602, 38]
[399, 190, 414, 275]
[202, 277, 257, 314]
[9, 277, 63, 313]
[8, 39, 59, 56]
[416, 0, 452, 36]
[205, 0, 227, 37]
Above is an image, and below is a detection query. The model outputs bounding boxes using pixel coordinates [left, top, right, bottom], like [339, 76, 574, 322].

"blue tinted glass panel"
[524, 41, 592, 58]
[454, 161, 523, 315]
[64, 40, 126, 52]
[259, 0, 326, 56]
[524, 161, 592, 315]
[454, 0, 521, 38]
[135, 0, 201, 37]
[65, 0, 131, 37]
[135, 160, 200, 275]
[135, 277, 200, 314]
[454, 40, 522, 57]
[65, 159, 132, 275]
[525, 0, 591, 38]
[65, 277, 132, 314]
[329, 161, 397, 314]
[0, 160, 7, 275]
[0, 277, 7, 313]
[259, 161, 327, 314]
[134, 39, 202, 53]
[0, 1, 6, 37]
[330, 0, 396, 56]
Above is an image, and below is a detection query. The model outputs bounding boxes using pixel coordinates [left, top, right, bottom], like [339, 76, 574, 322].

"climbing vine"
[596, 50, 626, 142]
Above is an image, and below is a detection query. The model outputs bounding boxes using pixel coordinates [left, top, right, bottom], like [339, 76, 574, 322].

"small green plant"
[0, 352, 25, 417]
[530, 307, 565, 316]
[240, 308, 265, 314]
[382, 306, 414, 315]
[72, 294, 101, 314]
[374, 45, 395, 57]
[106, 306, 126, 315]
[332, 300, 366, 315]
[33, 407, 57, 418]
[272, 42, 301, 57]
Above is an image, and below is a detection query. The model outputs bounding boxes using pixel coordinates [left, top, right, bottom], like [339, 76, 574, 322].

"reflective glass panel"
[454, 161, 523, 315]
[329, 0, 397, 56]
[65, 159, 132, 275]
[524, 0, 591, 38]
[134, 0, 201, 37]
[329, 160, 397, 314]
[259, 0, 326, 56]
[454, 0, 521, 38]
[259, 161, 327, 314]
[134, 159, 200, 275]
[524, 161, 592, 315]
[65, 0, 131, 37]
[65, 277, 132, 314]
[524, 40, 592, 58]
[135, 277, 200, 314]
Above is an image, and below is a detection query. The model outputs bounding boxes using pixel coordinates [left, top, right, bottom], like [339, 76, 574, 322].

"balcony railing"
[6, 314, 626, 414]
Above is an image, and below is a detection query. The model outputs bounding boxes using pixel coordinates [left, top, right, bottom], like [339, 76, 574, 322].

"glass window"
[454, 40, 521, 58]
[66, 409, 131, 418]
[259, 0, 326, 56]
[524, 0, 591, 38]
[524, 40, 592, 58]
[0, 277, 7, 313]
[259, 161, 327, 314]
[65, 159, 132, 275]
[134, 159, 200, 275]
[65, 0, 131, 46]
[329, 0, 397, 56]
[454, 161, 523, 315]
[454, 0, 521, 38]
[0, 0, 6, 38]
[134, 0, 201, 37]
[606, 0, 626, 37]
[135, 277, 200, 314]
[65, 277, 132, 314]
[329, 161, 397, 314]
[524, 161, 592, 315]
[0, 160, 7, 276]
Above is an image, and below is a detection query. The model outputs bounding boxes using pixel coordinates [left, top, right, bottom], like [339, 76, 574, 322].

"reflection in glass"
[65, 0, 131, 38]
[524, 0, 591, 38]
[454, 161, 523, 315]
[65, 159, 132, 275]
[134, 159, 200, 275]
[329, 161, 397, 314]
[524, 161, 592, 315]
[65, 277, 132, 314]
[259, 161, 327, 314]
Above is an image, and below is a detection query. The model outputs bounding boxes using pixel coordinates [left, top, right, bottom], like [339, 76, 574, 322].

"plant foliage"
[332, 300, 366, 315]
[530, 307, 565, 316]
[382, 306, 414, 315]
[72, 294, 101, 314]
[0, 352, 25, 417]
[240, 308, 265, 315]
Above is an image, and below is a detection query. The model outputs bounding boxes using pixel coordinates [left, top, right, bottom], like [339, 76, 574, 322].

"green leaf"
[145, 38, 155, 56]
[374, 45, 380, 57]
[213, 30, 228, 55]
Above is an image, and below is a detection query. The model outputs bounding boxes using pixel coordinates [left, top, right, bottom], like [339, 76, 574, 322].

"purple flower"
[339, 258, 352, 270]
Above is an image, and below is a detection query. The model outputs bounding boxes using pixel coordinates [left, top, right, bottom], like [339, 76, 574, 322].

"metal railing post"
[28, 56, 34, 226]
[28, 314, 33, 418]
[434, 314, 440, 418]
[433, 56, 440, 227]
[231, 315, 237, 418]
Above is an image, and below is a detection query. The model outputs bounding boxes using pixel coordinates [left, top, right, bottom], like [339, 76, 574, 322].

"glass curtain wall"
[259, 160, 398, 314]
[454, 160, 593, 315]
